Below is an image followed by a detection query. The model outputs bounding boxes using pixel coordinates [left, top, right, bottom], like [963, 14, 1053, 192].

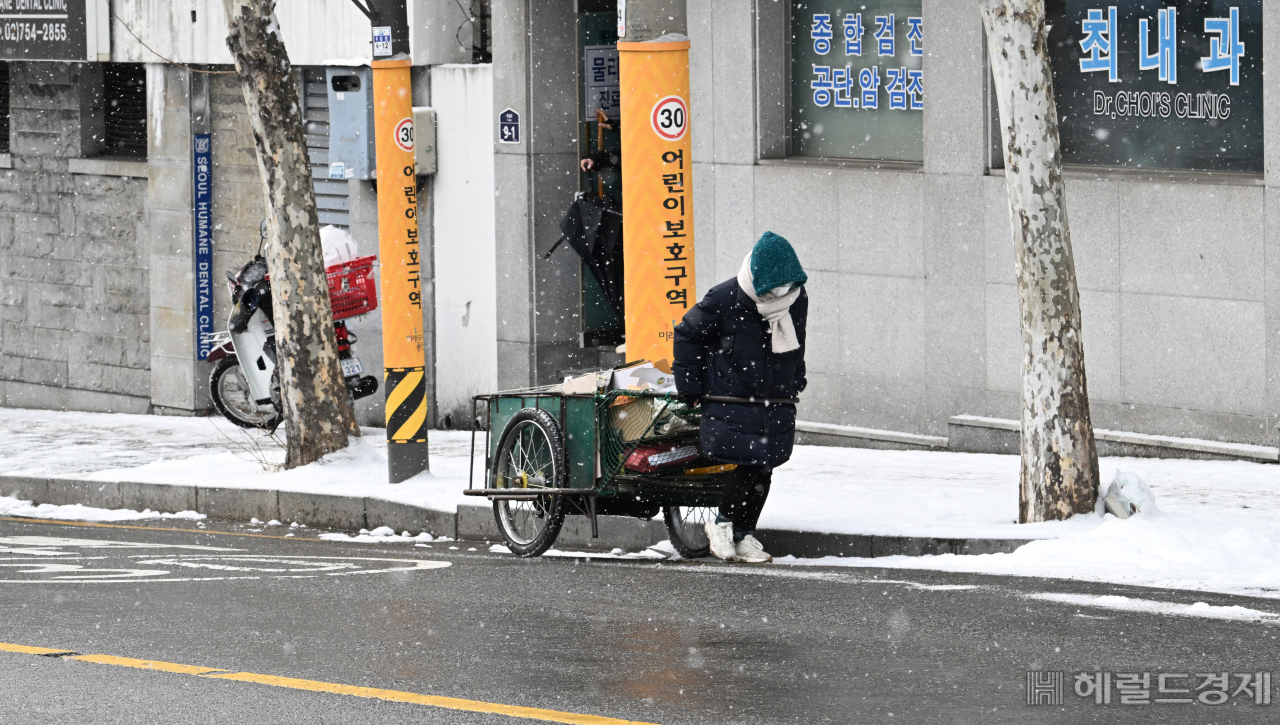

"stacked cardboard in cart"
[559, 360, 679, 441]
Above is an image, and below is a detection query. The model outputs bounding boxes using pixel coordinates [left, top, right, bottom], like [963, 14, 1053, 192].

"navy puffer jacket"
[672, 279, 808, 467]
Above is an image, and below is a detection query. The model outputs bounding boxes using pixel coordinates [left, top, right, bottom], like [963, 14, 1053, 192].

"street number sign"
[372, 26, 392, 57]
[499, 108, 521, 144]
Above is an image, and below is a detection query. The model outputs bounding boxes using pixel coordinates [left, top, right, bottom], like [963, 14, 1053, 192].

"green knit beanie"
[749, 231, 808, 297]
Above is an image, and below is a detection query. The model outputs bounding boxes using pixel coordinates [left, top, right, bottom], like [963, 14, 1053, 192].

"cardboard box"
[609, 397, 660, 441]
[610, 359, 675, 393]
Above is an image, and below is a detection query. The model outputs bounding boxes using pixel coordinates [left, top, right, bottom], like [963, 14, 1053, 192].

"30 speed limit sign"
[650, 96, 688, 141]
[394, 117, 414, 152]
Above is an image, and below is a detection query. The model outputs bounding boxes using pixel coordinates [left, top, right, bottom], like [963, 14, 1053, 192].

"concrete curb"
[0, 475, 1031, 558]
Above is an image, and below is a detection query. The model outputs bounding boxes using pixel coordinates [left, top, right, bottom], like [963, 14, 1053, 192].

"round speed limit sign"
[650, 96, 688, 142]
[394, 117, 414, 152]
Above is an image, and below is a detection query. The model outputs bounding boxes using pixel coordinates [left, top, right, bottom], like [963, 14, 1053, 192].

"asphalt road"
[0, 516, 1277, 725]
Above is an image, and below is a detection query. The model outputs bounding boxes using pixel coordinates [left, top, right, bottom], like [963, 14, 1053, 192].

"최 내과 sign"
[1046, 1, 1262, 173]
[0, 0, 110, 62]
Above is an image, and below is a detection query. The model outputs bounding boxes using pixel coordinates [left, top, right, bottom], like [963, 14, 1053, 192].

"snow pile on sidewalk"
[781, 468, 1280, 598]
[319, 527, 439, 543]
[0, 407, 480, 514]
[0, 495, 205, 523]
[784, 500, 1280, 598]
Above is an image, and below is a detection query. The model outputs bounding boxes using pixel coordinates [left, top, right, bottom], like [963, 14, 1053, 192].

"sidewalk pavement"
[3, 407, 1280, 597]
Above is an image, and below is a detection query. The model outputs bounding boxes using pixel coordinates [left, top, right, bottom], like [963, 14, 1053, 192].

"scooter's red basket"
[326, 255, 378, 321]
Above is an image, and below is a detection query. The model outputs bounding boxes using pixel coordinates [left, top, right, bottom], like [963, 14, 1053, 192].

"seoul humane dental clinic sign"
[1046, 1, 1262, 173]
[0, 0, 109, 61]
[791, 1, 924, 162]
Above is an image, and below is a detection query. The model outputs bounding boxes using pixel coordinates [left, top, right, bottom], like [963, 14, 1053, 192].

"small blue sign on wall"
[498, 108, 521, 144]
[193, 133, 214, 360]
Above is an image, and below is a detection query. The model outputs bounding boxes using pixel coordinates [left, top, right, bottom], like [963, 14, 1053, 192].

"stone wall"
[0, 61, 150, 413]
[208, 71, 269, 338]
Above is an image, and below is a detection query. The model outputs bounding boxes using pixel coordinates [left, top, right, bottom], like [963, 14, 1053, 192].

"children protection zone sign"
[394, 117, 414, 152]
[651, 96, 687, 141]
[619, 40, 695, 365]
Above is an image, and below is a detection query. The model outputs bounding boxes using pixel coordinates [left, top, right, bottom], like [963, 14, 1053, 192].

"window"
[102, 63, 146, 158]
[790, 0, 923, 162]
[0, 62, 9, 154]
[1044, 0, 1262, 173]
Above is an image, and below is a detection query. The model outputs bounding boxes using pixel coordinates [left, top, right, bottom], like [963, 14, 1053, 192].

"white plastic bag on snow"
[1095, 470, 1158, 519]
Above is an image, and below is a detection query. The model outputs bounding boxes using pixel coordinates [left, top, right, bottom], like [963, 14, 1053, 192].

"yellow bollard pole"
[371, 56, 429, 482]
[618, 39, 695, 365]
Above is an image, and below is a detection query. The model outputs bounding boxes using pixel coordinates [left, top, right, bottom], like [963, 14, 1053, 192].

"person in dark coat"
[673, 231, 808, 563]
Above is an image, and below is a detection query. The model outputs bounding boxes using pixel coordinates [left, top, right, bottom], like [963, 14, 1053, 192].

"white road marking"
[133, 557, 362, 573]
[0, 553, 450, 583]
[0, 563, 170, 579]
[0, 535, 239, 554]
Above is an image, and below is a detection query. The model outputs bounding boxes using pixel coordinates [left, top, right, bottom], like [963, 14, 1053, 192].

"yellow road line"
[0, 642, 74, 656]
[0, 641, 660, 725]
[69, 654, 225, 675]
[206, 671, 659, 724]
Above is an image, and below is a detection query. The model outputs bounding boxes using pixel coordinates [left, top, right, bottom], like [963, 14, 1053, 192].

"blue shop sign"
[193, 133, 214, 360]
[1046, 1, 1262, 173]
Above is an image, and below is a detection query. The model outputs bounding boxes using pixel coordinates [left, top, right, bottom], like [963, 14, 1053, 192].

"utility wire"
[110, 10, 238, 75]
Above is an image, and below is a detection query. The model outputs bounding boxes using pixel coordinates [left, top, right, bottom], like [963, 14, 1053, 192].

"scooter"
[206, 232, 380, 430]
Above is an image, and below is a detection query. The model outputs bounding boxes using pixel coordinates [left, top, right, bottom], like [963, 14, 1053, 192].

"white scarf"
[737, 253, 802, 353]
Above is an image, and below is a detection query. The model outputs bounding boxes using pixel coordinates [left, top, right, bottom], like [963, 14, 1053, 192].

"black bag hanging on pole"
[546, 191, 624, 317]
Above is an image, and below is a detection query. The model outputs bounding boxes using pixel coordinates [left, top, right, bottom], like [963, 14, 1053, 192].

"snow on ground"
[0, 407, 482, 514]
[0, 495, 205, 523]
[4, 406, 1280, 597]
[318, 527, 439, 544]
[1022, 593, 1276, 621]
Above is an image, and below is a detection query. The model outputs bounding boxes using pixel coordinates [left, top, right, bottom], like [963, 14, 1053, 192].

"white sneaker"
[735, 534, 772, 564]
[704, 520, 737, 561]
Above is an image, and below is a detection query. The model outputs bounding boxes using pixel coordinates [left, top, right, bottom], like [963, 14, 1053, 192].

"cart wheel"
[663, 506, 717, 559]
[490, 407, 568, 557]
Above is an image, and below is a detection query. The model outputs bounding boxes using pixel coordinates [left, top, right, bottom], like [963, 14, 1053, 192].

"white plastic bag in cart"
[320, 225, 358, 267]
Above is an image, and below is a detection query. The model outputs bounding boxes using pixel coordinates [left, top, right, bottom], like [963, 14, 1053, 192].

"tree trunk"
[979, 0, 1099, 522]
[223, 0, 358, 468]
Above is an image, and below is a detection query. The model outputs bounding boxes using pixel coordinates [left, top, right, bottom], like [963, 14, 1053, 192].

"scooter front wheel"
[210, 357, 283, 430]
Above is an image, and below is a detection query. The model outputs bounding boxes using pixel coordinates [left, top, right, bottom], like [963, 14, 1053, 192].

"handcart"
[464, 387, 797, 558]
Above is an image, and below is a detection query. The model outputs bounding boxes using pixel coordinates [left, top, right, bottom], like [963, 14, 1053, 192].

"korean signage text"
[584, 45, 620, 119]
[1027, 670, 1271, 707]
[791, 0, 924, 161]
[1046, 1, 1262, 173]
[658, 147, 689, 312]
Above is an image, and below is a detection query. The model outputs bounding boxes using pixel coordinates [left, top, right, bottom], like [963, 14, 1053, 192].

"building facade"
[494, 0, 1280, 450]
[0, 0, 497, 428]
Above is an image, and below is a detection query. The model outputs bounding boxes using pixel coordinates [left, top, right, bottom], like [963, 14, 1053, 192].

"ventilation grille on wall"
[0, 62, 10, 154]
[103, 63, 146, 158]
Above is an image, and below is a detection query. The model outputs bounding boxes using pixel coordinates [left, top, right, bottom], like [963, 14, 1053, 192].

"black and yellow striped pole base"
[385, 366, 430, 483]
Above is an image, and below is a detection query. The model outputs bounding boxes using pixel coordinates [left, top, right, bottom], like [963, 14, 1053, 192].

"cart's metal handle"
[701, 395, 799, 406]
[463, 488, 596, 497]
[626, 391, 799, 406]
